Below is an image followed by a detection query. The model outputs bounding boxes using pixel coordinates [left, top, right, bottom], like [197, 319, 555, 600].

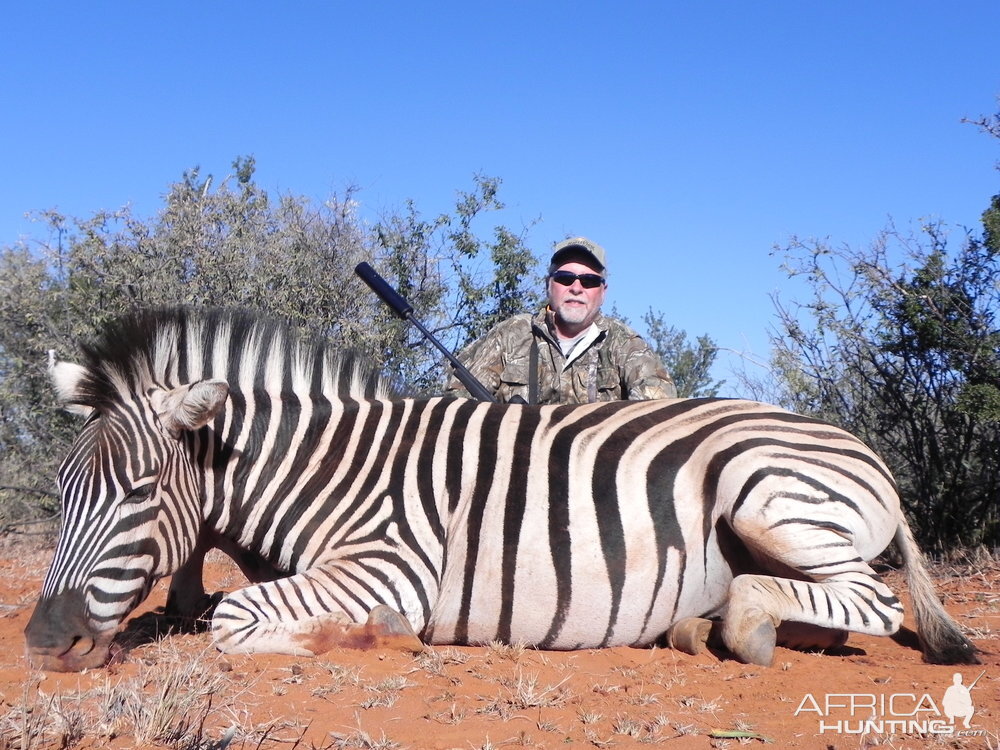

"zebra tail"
[894, 521, 980, 665]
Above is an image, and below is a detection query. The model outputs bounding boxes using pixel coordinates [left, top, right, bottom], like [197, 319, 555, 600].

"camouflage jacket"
[444, 310, 677, 404]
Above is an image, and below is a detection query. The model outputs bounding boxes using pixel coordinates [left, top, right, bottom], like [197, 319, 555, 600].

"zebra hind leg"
[720, 569, 903, 667]
[719, 514, 908, 666]
[210, 576, 424, 657]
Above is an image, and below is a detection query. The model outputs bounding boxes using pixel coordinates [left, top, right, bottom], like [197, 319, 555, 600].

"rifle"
[967, 670, 986, 691]
[355, 262, 497, 403]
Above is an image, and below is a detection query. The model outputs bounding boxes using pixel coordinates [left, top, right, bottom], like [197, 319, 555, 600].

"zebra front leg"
[167, 530, 287, 625]
[209, 572, 424, 657]
[165, 531, 222, 624]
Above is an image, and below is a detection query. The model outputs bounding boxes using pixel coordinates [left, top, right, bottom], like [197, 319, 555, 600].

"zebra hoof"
[667, 617, 714, 655]
[722, 608, 778, 666]
[366, 605, 425, 654]
[165, 591, 223, 624]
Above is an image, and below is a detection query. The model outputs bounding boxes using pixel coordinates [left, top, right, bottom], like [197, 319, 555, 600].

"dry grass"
[0, 640, 252, 750]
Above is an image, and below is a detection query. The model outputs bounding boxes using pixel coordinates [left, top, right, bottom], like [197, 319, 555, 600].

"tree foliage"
[0, 161, 540, 518]
[770, 219, 1000, 551]
[642, 309, 723, 397]
[767, 103, 1000, 552]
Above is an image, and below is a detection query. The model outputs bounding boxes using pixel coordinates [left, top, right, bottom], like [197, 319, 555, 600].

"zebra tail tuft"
[894, 522, 980, 665]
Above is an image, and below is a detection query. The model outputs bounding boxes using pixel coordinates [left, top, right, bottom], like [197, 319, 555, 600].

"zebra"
[25, 307, 978, 671]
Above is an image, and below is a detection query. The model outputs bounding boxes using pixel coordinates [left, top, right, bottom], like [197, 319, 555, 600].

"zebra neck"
[201, 397, 440, 569]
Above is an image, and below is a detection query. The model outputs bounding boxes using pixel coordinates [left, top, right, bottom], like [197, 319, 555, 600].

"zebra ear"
[152, 380, 230, 435]
[48, 351, 95, 418]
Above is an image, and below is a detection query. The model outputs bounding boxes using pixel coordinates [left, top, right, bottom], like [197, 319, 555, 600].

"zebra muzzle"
[24, 590, 116, 672]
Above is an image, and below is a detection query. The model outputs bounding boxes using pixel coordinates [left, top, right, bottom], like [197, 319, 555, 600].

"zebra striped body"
[25, 308, 978, 671]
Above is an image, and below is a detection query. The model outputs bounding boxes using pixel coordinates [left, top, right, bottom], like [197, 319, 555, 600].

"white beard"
[555, 302, 590, 327]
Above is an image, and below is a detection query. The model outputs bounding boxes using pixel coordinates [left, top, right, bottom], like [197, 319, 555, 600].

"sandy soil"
[0, 538, 997, 750]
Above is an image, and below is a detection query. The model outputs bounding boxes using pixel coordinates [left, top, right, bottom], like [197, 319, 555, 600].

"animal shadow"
[111, 594, 221, 661]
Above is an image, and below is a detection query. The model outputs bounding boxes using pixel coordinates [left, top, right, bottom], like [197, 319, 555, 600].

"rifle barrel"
[355, 262, 497, 403]
[355, 262, 413, 319]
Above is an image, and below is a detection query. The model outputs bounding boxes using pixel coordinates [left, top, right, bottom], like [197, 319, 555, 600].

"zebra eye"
[124, 484, 155, 504]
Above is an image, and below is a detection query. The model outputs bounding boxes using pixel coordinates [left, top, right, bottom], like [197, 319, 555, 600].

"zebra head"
[25, 351, 229, 671]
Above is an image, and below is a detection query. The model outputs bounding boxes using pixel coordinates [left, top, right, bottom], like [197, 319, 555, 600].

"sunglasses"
[549, 271, 606, 289]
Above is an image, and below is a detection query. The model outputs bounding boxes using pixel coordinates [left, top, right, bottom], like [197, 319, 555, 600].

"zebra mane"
[72, 307, 398, 412]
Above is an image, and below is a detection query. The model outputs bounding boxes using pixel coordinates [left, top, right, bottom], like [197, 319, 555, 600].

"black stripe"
[497, 408, 540, 643]
[415, 401, 448, 543]
[540, 402, 636, 646]
[329, 563, 382, 612]
[733, 466, 865, 520]
[798, 557, 865, 571]
[768, 517, 853, 535]
[445, 400, 481, 515]
[455, 404, 501, 643]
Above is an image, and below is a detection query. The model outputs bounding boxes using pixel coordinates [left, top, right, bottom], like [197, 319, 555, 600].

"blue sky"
[4, 2, 998, 395]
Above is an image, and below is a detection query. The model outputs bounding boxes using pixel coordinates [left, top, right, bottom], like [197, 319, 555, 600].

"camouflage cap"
[549, 237, 607, 274]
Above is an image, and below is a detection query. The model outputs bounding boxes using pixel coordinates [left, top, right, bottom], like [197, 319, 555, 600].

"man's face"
[547, 257, 607, 335]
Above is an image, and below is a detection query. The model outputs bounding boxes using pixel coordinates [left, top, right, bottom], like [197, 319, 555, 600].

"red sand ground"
[0, 539, 997, 749]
